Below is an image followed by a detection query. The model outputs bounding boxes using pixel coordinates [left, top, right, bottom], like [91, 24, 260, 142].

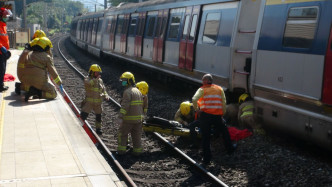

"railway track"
[50, 35, 332, 186]
[52, 35, 229, 186]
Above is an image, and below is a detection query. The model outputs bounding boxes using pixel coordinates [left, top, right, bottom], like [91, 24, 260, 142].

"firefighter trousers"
[117, 122, 143, 155]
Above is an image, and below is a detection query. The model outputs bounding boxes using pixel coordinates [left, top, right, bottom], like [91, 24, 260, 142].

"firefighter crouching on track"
[80, 64, 110, 135]
[16, 30, 48, 95]
[18, 37, 63, 102]
[174, 101, 195, 127]
[192, 74, 235, 164]
[0, 8, 12, 92]
[117, 72, 144, 156]
[238, 93, 256, 129]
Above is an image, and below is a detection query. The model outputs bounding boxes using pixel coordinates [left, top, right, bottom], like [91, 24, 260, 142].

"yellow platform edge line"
[0, 84, 7, 164]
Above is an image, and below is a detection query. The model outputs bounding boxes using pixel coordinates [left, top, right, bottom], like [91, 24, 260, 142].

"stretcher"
[143, 116, 192, 137]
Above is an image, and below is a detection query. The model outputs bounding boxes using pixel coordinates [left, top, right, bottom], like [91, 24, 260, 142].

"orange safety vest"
[197, 84, 224, 115]
[0, 21, 9, 54]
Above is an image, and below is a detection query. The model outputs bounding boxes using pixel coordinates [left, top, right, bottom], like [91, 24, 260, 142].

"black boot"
[96, 128, 103, 135]
[25, 86, 41, 102]
[15, 82, 21, 95]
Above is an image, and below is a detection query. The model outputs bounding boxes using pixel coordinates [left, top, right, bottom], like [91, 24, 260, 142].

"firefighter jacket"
[119, 86, 144, 124]
[174, 105, 195, 125]
[83, 76, 109, 105]
[238, 100, 254, 119]
[0, 21, 9, 54]
[192, 84, 226, 115]
[17, 49, 31, 81]
[21, 51, 62, 90]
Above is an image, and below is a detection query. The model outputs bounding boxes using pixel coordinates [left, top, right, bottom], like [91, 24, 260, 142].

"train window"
[106, 18, 112, 33]
[122, 18, 129, 34]
[97, 18, 103, 33]
[160, 17, 167, 38]
[146, 17, 156, 37]
[203, 12, 221, 44]
[182, 15, 190, 40]
[189, 15, 198, 41]
[168, 16, 181, 39]
[129, 18, 137, 36]
[155, 17, 162, 37]
[116, 18, 124, 35]
[283, 6, 318, 48]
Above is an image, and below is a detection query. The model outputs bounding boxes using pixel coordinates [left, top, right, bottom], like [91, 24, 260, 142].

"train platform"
[0, 50, 123, 187]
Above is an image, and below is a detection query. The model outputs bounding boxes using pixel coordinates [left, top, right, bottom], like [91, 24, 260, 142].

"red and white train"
[70, 0, 332, 151]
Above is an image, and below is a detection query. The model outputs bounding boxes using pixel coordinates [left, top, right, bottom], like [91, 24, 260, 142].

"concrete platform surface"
[0, 50, 123, 187]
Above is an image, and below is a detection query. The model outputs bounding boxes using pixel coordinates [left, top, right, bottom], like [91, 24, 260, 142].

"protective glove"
[5, 50, 11, 60]
[1, 46, 7, 55]
[59, 84, 64, 94]
[117, 118, 123, 125]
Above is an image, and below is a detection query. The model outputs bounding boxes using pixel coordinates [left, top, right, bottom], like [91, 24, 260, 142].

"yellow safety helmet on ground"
[239, 93, 249, 104]
[120, 72, 135, 84]
[33, 30, 46, 39]
[180, 101, 192, 116]
[89, 64, 102, 73]
[30, 37, 53, 51]
[136, 81, 149, 95]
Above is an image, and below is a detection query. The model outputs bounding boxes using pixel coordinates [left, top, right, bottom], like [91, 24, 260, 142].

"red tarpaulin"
[4, 74, 15, 82]
[228, 127, 252, 141]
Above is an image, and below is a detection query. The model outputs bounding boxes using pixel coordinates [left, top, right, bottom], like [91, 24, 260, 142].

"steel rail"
[54, 36, 137, 187]
[57, 36, 228, 187]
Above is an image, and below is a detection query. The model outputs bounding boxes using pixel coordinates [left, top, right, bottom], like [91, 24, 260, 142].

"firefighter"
[80, 64, 110, 135]
[192, 74, 235, 164]
[19, 37, 63, 102]
[117, 72, 144, 156]
[238, 93, 256, 129]
[136, 81, 149, 117]
[0, 8, 12, 92]
[16, 30, 51, 95]
[174, 101, 195, 127]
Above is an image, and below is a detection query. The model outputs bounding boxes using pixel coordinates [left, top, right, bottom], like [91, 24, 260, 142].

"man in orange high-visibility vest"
[0, 8, 12, 92]
[192, 74, 235, 164]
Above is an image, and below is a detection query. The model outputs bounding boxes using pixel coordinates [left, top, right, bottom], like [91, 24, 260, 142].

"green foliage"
[18, 0, 86, 32]
[108, 0, 138, 7]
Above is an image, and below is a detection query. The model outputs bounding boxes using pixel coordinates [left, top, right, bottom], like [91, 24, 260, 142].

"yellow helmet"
[30, 37, 53, 51]
[89, 64, 102, 73]
[180, 101, 192, 116]
[239, 93, 249, 104]
[33, 30, 46, 39]
[120, 72, 135, 84]
[136, 81, 149, 95]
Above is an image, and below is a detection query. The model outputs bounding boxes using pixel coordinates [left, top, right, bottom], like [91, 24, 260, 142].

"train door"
[322, 25, 332, 105]
[88, 18, 93, 44]
[121, 14, 130, 53]
[92, 18, 98, 45]
[142, 11, 158, 60]
[135, 12, 146, 57]
[127, 13, 139, 56]
[157, 10, 169, 63]
[152, 9, 169, 63]
[179, 6, 200, 71]
[115, 15, 124, 53]
[152, 11, 163, 62]
[110, 16, 116, 51]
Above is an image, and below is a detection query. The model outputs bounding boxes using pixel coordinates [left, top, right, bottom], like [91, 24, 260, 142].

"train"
[69, 0, 332, 151]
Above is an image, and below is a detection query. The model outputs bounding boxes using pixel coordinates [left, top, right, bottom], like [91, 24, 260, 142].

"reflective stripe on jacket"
[197, 84, 224, 115]
[84, 76, 108, 104]
[239, 101, 254, 118]
[119, 86, 144, 124]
